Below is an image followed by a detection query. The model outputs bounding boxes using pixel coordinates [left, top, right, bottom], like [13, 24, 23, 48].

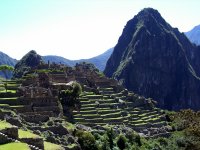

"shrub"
[76, 130, 97, 150]
[158, 137, 168, 146]
[126, 131, 141, 146]
[59, 82, 82, 109]
[71, 81, 82, 97]
[100, 134, 110, 150]
[107, 128, 114, 150]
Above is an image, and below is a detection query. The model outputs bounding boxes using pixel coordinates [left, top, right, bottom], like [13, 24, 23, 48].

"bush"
[59, 82, 82, 109]
[76, 130, 97, 150]
[107, 128, 114, 150]
[126, 131, 141, 146]
[71, 82, 82, 97]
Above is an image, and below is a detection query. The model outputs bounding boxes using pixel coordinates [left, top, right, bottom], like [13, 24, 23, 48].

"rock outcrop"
[104, 8, 200, 110]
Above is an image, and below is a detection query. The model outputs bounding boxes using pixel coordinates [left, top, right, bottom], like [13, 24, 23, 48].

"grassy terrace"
[0, 97, 18, 100]
[73, 84, 167, 131]
[44, 142, 64, 150]
[18, 129, 40, 139]
[0, 142, 31, 150]
[0, 90, 16, 93]
[0, 104, 10, 108]
[0, 121, 12, 129]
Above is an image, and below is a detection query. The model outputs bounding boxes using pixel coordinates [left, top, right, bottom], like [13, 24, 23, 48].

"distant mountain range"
[43, 48, 113, 71]
[0, 47, 113, 78]
[104, 8, 200, 110]
[0, 51, 17, 78]
[185, 25, 200, 45]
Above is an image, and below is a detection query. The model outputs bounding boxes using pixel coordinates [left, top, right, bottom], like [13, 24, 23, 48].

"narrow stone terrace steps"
[73, 85, 168, 137]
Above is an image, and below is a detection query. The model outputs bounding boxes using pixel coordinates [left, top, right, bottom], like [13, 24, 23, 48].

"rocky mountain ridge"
[0, 48, 113, 75]
[104, 8, 200, 110]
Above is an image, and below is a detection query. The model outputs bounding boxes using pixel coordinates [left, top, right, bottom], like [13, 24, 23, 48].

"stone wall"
[20, 137, 44, 150]
[1, 127, 18, 139]
[0, 133, 11, 144]
[22, 114, 49, 123]
[23, 97, 58, 106]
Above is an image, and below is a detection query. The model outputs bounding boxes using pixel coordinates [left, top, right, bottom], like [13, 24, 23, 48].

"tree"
[117, 134, 127, 150]
[0, 65, 14, 92]
[59, 81, 82, 109]
[76, 130, 97, 150]
[107, 127, 114, 150]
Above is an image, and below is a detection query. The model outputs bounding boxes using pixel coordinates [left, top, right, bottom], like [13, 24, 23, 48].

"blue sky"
[0, 0, 199, 60]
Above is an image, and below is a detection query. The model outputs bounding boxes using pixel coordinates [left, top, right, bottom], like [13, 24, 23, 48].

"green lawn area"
[0, 121, 12, 130]
[0, 104, 10, 107]
[0, 90, 16, 93]
[44, 141, 64, 150]
[10, 105, 24, 108]
[18, 129, 40, 139]
[0, 97, 18, 100]
[0, 142, 30, 150]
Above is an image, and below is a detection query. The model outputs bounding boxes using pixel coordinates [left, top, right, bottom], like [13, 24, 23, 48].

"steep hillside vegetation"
[43, 48, 113, 71]
[185, 25, 200, 45]
[104, 8, 200, 110]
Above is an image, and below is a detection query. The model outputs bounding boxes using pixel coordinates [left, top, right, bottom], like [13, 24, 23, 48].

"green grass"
[65, 144, 77, 149]
[134, 122, 147, 126]
[65, 122, 75, 133]
[18, 129, 40, 139]
[10, 105, 24, 108]
[0, 97, 18, 100]
[0, 121, 12, 129]
[0, 142, 30, 150]
[44, 141, 64, 150]
[104, 117, 123, 121]
[86, 95, 102, 97]
[101, 112, 121, 116]
[0, 104, 10, 107]
[7, 83, 18, 87]
[0, 90, 16, 93]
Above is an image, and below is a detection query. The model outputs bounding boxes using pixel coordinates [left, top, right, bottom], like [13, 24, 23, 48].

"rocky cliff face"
[13, 50, 43, 78]
[104, 8, 200, 110]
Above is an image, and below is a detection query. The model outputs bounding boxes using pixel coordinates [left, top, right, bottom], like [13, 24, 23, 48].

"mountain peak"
[135, 8, 170, 32]
[104, 8, 200, 110]
[137, 8, 161, 17]
[13, 50, 43, 78]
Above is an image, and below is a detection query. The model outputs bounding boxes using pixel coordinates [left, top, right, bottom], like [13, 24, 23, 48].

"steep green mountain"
[185, 25, 200, 45]
[13, 50, 43, 78]
[104, 8, 200, 110]
[0, 51, 17, 78]
[43, 48, 113, 71]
